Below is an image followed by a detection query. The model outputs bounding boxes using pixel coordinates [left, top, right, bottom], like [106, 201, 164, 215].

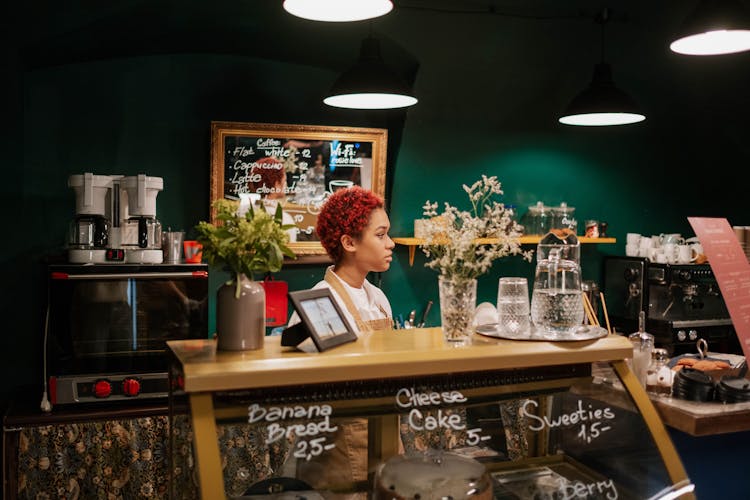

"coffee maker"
[603, 256, 740, 355]
[68, 173, 164, 263]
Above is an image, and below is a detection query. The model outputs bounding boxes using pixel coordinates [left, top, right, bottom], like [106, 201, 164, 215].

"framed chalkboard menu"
[210, 121, 388, 256]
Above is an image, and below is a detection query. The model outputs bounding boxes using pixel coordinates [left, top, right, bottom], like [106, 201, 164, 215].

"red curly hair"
[317, 186, 385, 263]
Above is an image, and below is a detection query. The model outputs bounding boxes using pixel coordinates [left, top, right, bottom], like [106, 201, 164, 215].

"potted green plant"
[195, 198, 296, 350]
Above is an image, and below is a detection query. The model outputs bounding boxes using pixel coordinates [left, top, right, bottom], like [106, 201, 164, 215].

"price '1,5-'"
[577, 422, 612, 443]
[293, 436, 336, 461]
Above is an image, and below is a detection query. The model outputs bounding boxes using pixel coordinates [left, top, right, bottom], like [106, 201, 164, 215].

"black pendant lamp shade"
[323, 37, 418, 109]
[559, 62, 645, 126]
[670, 0, 750, 55]
[559, 8, 645, 127]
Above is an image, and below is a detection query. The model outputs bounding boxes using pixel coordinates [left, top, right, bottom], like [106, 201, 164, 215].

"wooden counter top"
[588, 362, 750, 436]
[650, 395, 750, 436]
[168, 328, 632, 394]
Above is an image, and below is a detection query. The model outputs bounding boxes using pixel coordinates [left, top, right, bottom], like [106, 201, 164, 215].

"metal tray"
[475, 323, 608, 341]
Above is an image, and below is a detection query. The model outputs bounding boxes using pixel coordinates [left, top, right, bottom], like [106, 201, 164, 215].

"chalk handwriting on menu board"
[223, 138, 373, 201]
[396, 387, 491, 446]
[210, 122, 388, 255]
[521, 399, 615, 444]
[248, 403, 337, 461]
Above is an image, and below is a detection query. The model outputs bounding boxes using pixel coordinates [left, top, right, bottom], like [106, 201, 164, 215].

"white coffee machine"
[68, 173, 164, 263]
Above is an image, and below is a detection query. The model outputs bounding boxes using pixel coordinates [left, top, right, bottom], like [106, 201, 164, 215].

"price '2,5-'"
[293, 436, 336, 461]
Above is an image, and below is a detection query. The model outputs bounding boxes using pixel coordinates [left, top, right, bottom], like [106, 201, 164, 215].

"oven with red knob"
[44, 262, 209, 406]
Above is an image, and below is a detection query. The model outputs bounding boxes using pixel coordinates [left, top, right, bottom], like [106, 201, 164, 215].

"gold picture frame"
[210, 121, 388, 256]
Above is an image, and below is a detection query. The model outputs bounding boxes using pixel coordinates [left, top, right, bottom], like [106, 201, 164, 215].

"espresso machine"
[68, 173, 164, 263]
[603, 256, 740, 355]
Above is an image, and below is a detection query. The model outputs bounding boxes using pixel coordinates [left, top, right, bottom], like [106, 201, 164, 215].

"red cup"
[183, 240, 203, 263]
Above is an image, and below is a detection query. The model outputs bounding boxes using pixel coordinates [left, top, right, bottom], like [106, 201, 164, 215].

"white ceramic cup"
[662, 243, 678, 263]
[626, 233, 642, 246]
[626, 244, 640, 257]
[691, 243, 703, 258]
[639, 237, 653, 250]
[677, 244, 695, 264]
[473, 302, 498, 326]
[651, 235, 663, 248]
[655, 252, 669, 264]
[662, 233, 684, 245]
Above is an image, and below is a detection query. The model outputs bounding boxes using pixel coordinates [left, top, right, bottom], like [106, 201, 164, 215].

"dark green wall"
[3, 1, 749, 408]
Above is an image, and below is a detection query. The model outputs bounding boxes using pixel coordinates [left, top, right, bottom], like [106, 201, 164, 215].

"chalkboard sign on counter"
[210, 121, 388, 256]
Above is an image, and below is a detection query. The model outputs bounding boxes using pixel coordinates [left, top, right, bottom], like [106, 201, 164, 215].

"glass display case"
[167, 328, 694, 499]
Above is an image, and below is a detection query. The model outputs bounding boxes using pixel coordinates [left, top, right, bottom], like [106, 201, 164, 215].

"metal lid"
[652, 348, 670, 362]
[551, 201, 575, 214]
[527, 201, 547, 213]
[581, 280, 600, 292]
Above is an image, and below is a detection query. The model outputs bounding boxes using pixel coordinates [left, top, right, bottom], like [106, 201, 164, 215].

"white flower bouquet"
[420, 175, 533, 281]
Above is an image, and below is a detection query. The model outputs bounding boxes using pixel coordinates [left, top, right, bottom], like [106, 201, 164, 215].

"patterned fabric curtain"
[14, 416, 290, 499]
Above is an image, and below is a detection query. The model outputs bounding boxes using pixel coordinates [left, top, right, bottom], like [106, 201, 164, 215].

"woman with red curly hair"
[288, 186, 395, 493]
[292, 185, 395, 334]
[317, 185, 394, 332]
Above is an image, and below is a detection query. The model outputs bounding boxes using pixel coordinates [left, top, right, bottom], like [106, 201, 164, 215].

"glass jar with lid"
[550, 202, 576, 232]
[520, 201, 550, 236]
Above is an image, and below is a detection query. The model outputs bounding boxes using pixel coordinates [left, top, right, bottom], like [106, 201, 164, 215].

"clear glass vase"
[438, 276, 477, 346]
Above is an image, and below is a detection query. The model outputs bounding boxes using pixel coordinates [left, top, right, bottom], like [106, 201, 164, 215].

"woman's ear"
[340, 234, 357, 252]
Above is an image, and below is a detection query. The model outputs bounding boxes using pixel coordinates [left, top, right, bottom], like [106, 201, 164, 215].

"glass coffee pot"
[530, 230, 584, 336]
[69, 214, 109, 250]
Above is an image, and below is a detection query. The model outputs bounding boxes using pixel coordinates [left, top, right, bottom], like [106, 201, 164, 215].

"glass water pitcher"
[531, 231, 584, 334]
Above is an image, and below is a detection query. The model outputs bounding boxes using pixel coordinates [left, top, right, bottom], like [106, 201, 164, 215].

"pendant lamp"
[670, 0, 750, 55]
[283, 0, 393, 22]
[324, 37, 418, 109]
[559, 9, 645, 126]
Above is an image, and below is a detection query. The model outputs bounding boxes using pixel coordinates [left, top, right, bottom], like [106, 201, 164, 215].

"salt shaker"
[628, 311, 654, 388]
[646, 348, 673, 396]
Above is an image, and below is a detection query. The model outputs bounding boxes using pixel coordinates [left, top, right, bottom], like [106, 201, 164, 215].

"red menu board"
[688, 217, 750, 361]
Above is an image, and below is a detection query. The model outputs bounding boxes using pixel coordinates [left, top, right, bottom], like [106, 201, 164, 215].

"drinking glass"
[496, 277, 530, 334]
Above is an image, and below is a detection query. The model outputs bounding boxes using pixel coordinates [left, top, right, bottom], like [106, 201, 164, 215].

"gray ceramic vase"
[216, 274, 266, 350]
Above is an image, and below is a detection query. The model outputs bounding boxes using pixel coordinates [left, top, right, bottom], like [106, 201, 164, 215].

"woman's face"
[352, 208, 394, 272]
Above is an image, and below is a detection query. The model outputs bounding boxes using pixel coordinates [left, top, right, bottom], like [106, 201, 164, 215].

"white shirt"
[287, 267, 392, 336]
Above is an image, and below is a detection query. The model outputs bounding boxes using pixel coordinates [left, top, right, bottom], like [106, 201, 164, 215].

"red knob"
[122, 378, 141, 397]
[94, 380, 112, 398]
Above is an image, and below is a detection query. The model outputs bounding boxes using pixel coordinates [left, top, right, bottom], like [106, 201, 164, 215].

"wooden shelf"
[393, 236, 617, 266]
